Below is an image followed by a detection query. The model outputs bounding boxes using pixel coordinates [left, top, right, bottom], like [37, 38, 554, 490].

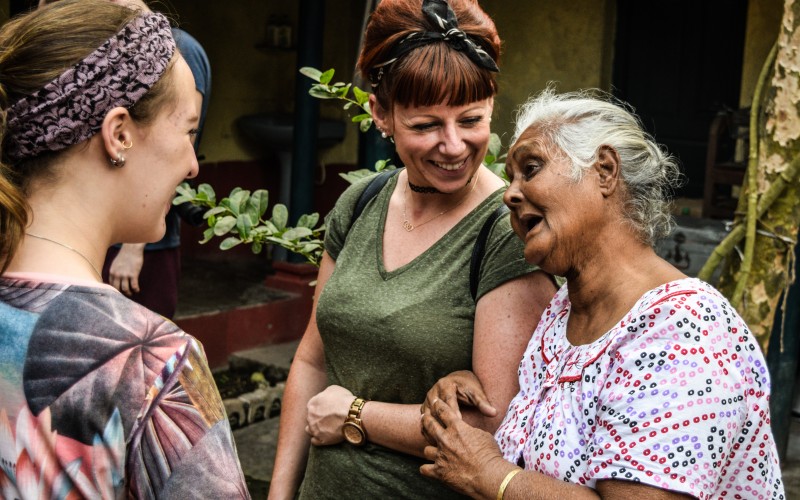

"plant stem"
[731, 41, 778, 307]
[698, 157, 800, 282]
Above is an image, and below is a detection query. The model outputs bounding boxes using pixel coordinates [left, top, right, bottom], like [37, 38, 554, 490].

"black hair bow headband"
[369, 0, 499, 88]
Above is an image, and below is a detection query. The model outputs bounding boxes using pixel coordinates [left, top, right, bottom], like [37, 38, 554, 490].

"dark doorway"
[612, 0, 747, 198]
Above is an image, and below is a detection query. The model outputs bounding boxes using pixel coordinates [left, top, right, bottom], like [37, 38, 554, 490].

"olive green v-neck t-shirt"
[299, 172, 539, 499]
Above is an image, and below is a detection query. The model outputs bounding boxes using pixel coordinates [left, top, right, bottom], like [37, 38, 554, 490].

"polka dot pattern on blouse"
[494, 278, 784, 499]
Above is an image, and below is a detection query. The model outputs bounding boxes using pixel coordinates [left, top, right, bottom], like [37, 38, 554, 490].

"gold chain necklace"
[402, 169, 481, 232]
[25, 232, 103, 281]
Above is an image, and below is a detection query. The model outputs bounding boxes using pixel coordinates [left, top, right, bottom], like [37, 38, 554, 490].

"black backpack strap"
[351, 168, 401, 227]
[470, 204, 510, 302]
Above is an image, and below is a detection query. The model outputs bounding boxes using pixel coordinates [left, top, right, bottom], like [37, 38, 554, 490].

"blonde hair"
[0, 0, 175, 272]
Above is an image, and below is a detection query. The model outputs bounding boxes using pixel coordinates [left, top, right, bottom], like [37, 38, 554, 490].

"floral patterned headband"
[4, 11, 176, 163]
[368, 0, 499, 88]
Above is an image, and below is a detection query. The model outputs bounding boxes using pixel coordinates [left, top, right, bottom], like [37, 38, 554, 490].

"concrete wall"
[482, 0, 614, 147]
[740, 0, 784, 107]
[165, 0, 363, 165]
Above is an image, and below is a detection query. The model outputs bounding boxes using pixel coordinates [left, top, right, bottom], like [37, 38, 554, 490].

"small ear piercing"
[109, 154, 126, 167]
[377, 127, 391, 140]
[109, 140, 133, 167]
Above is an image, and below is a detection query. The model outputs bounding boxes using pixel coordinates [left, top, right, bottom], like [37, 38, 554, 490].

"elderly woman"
[420, 89, 784, 499]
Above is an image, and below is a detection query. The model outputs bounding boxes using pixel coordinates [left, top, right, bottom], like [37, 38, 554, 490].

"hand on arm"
[468, 270, 557, 431]
[307, 389, 437, 458]
[108, 243, 145, 296]
[328, 271, 558, 458]
[420, 370, 496, 432]
[420, 399, 600, 500]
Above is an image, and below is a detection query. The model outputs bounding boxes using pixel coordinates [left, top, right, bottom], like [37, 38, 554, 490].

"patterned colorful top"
[0, 274, 250, 499]
[495, 278, 784, 499]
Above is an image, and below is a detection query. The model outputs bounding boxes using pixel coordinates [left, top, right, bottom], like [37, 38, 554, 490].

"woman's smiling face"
[383, 98, 493, 193]
[503, 126, 603, 275]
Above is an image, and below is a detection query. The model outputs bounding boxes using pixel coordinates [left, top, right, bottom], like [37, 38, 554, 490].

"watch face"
[343, 422, 365, 445]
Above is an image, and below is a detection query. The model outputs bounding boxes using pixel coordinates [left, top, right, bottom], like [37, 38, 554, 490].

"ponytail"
[0, 104, 29, 274]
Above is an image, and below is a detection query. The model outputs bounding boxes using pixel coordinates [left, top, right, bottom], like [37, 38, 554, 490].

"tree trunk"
[716, 0, 800, 353]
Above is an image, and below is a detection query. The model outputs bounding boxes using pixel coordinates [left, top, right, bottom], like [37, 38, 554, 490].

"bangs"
[386, 44, 496, 108]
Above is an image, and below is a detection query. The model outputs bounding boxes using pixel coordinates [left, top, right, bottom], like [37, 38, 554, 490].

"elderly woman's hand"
[420, 370, 496, 433]
[305, 385, 355, 446]
[420, 398, 509, 498]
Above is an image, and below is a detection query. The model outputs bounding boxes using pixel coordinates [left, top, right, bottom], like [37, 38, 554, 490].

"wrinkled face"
[389, 98, 493, 193]
[127, 56, 199, 242]
[503, 126, 602, 275]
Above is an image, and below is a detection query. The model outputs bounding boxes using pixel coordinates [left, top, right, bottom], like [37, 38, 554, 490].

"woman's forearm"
[268, 357, 327, 499]
[359, 400, 429, 457]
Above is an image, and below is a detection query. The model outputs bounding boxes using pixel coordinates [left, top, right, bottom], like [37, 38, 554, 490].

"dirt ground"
[175, 255, 289, 318]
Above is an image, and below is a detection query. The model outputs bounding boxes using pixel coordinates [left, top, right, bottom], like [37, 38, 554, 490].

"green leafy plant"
[300, 67, 374, 133]
[173, 183, 325, 266]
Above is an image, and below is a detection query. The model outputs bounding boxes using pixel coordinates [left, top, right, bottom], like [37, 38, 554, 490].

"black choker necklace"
[408, 182, 441, 194]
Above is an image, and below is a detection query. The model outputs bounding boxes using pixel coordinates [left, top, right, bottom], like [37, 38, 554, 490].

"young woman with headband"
[0, 1, 248, 497]
[269, 0, 557, 498]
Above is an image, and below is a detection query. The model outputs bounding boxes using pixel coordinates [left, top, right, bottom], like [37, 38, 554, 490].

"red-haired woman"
[269, 0, 557, 498]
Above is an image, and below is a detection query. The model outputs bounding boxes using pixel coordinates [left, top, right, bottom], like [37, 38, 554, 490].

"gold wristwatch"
[342, 397, 367, 446]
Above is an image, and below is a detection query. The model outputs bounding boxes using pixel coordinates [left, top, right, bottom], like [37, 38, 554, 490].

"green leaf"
[319, 68, 335, 84]
[198, 184, 216, 203]
[487, 132, 502, 158]
[230, 189, 250, 215]
[220, 237, 242, 250]
[352, 86, 370, 106]
[172, 195, 193, 205]
[309, 85, 339, 99]
[214, 215, 237, 236]
[251, 240, 263, 254]
[351, 113, 371, 123]
[484, 154, 496, 165]
[200, 227, 215, 244]
[272, 204, 289, 230]
[203, 206, 227, 219]
[175, 183, 195, 197]
[297, 213, 320, 229]
[219, 198, 239, 216]
[237, 213, 253, 239]
[359, 117, 373, 133]
[339, 169, 378, 184]
[264, 236, 288, 245]
[299, 67, 323, 81]
[283, 227, 313, 240]
[335, 83, 351, 98]
[249, 189, 269, 218]
[263, 220, 279, 234]
[343, 102, 353, 110]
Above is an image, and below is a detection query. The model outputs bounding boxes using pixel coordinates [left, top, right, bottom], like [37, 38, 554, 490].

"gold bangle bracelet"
[496, 467, 522, 500]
